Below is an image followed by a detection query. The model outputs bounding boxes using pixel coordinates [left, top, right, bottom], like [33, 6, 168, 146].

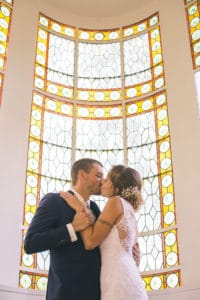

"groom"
[24, 158, 104, 300]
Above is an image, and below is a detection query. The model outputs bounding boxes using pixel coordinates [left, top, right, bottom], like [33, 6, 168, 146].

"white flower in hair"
[121, 186, 138, 199]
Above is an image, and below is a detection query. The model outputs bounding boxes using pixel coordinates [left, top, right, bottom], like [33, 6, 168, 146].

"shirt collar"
[70, 188, 90, 207]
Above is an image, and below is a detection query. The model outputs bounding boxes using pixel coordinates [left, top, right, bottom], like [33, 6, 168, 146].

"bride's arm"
[60, 191, 123, 250]
[80, 196, 123, 250]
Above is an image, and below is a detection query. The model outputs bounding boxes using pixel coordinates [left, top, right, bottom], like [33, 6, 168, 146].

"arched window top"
[39, 12, 159, 41]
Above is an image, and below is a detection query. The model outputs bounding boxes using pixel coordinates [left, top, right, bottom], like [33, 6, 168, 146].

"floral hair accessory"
[121, 186, 139, 199]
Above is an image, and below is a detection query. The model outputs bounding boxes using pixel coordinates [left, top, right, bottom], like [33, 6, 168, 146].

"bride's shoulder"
[105, 196, 123, 210]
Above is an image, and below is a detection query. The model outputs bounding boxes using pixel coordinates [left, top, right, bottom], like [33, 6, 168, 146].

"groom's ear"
[78, 169, 86, 181]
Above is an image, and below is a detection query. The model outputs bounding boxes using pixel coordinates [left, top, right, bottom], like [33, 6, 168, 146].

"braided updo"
[108, 165, 143, 211]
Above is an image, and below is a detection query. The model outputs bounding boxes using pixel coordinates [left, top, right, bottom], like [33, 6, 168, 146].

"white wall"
[0, 285, 200, 300]
[0, 0, 200, 299]
[0, 286, 44, 300]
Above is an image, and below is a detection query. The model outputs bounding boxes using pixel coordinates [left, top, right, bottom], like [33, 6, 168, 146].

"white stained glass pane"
[127, 113, 158, 179]
[41, 144, 71, 179]
[125, 71, 152, 86]
[92, 195, 107, 211]
[78, 42, 121, 89]
[139, 234, 163, 272]
[40, 177, 71, 198]
[123, 33, 151, 86]
[194, 71, 200, 115]
[127, 112, 156, 147]
[128, 143, 158, 178]
[76, 148, 124, 174]
[48, 34, 75, 85]
[76, 119, 123, 150]
[37, 251, 50, 271]
[43, 112, 72, 147]
[136, 179, 161, 232]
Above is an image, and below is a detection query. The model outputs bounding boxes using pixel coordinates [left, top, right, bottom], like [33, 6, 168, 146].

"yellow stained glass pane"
[185, 0, 195, 4]
[78, 28, 120, 41]
[185, 0, 200, 68]
[4, 0, 13, 4]
[126, 96, 154, 115]
[44, 96, 73, 115]
[19, 269, 181, 291]
[39, 13, 75, 38]
[122, 13, 159, 38]
[19, 271, 48, 290]
[125, 82, 153, 99]
[77, 88, 122, 102]
[21, 246, 35, 269]
[164, 229, 179, 268]
[123, 20, 148, 38]
[76, 103, 123, 119]
[19, 271, 33, 289]
[35, 274, 48, 290]
[143, 270, 181, 290]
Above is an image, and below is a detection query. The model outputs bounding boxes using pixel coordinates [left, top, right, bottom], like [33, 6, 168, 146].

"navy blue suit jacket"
[24, 193, 101, 300]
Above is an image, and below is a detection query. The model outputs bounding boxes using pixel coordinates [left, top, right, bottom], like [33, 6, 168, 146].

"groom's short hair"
[71, 158, 103, 185]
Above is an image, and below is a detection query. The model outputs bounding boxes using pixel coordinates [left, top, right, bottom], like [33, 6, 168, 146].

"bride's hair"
[108, 165, 144, 211]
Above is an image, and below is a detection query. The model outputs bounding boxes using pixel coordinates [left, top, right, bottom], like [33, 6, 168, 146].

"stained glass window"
[185, 0, 200, 113]
[0, 0, 13, 106]
[19, 12, 181, 291]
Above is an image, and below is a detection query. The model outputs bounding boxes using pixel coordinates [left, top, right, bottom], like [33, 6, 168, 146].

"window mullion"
[71, 27, 79, 164]
[120, 27, 128, 165]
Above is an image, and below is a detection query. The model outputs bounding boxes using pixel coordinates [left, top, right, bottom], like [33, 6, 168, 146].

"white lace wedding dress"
[100, 197, 148, 300]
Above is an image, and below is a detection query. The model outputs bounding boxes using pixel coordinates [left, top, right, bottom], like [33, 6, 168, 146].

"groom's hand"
[133, 242, 141, 267]
[72, 209, 91, 232]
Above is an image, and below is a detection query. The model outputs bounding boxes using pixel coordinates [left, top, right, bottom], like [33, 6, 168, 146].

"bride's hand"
[60, 191, 84, 212]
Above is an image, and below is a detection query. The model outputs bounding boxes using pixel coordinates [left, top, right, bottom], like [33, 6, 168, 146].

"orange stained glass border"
[185, 0, 200, 69]
[39, 12, 159, 42]
[78, 27, 120, 42]
[19, 269, 181, 291]
[19, 270, 48, 290]
[122, 12, 159, 38]
[39, 13, 76, 38]
[20, 227, 180, 290]
[0, 0, 14, 106]
[143, 270, 181, 290]
[20, 10, 180, 292]
[25, 90, 169, 121]
[185, 0, 195, 4]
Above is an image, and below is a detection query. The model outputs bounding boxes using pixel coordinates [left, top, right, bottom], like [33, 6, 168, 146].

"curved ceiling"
[46, 0, 148, 18]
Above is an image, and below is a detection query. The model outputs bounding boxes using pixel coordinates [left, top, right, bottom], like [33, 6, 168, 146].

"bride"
[61, 165, 149, 300]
